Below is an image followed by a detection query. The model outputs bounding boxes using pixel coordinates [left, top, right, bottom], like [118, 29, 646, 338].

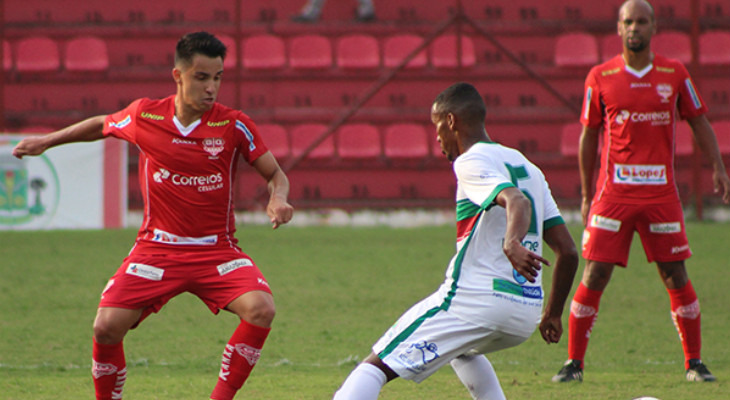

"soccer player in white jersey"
[332, 82, 579, 399]
[552, 0, 730, 383]
[12, 32, 293, 400]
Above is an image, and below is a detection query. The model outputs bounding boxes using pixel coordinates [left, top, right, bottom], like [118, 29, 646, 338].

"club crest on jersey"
[656, 83, 672, 103]
[202, 138, 225, 159]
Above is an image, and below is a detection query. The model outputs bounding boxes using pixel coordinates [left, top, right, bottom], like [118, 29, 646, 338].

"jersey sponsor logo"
[140, 111, 164, 121]
[601, 67, 620, 76]
[172, 138, 196, 145]
[590, 214, 621, 232]
[236, 120, 257, 152]
[126, 263, 164, 281]
[614, 164, 667, 185]
[615, 109, 671, 126]
[92, 360, 118, 379]
[151, 228, 217, 245]
[152, 167, 224, 192]
[671, 244, 690, 254]
[570, 300, 597, 318]
[656, 83, 672, 103]
[656, 66, 675, 73]
[217, 258, 254, 276]
[108, 115, 131, 129]
[630, 82, 652, 88]
[207, 119, 230, 127]
[397, 340, 440, 374]
[583, 87, 593, 120]
[493, 278, 543, 299]
[649, 222, 681, 233]
[202, 137, 225, 158]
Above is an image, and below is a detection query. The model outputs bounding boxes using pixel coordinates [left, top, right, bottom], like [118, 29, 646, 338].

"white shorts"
[372, 291, 534, 383]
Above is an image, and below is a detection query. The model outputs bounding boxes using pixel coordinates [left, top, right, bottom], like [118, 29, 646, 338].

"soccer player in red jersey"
[552, 0, 730, 383]
[12, 32, 294, 399]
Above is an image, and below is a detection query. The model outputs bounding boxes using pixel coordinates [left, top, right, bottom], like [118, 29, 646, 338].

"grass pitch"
[0, 221, 727, 399]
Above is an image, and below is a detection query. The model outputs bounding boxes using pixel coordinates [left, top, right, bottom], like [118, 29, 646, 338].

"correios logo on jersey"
[153, 168, 224, 192]
[615, 110, 671, 126]
[0, 140, 60, 229]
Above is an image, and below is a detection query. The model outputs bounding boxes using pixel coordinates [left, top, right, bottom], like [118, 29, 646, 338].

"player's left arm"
[538, 223, 579, 344]
[687, 115, 730, 203]
[496, 186, 550, 283]
[252, 151, 294, 228]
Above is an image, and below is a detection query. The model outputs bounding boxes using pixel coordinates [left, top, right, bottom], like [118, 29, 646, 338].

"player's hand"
[12, 136, 49, 158]
[266, 196, 293, 229]
[539, 315, 563, 344]
[712, 169, 730, 204]
[503, 239, 549, 283]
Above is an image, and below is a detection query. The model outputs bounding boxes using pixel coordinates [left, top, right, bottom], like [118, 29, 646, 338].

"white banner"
[0, 135, 127, 230]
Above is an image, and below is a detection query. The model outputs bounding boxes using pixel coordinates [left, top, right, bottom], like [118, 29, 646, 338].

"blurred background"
[1, 0, 728, 219]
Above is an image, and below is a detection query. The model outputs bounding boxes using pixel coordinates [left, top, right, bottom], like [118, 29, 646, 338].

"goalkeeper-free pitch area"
[1, 221, 727, 399]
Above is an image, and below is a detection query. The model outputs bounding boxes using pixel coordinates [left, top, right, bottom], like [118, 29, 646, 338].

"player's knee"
[93, 319, 127, 344]
[244, 301, 276, 327]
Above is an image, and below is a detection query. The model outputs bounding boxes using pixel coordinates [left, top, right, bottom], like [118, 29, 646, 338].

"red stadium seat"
[336, 34, 380, 70]
[699, 31, 730, 66]
[337, 123, 381, 158]
[675, 122, 695, 156]
[257, 123, 290, 159]
[599, 33, 623, 62]
[64, 36, 109, 72]
[554, 32, 599, 67]
[653, 31, 691, 64]
[560, 122, 583, 157]
[713, 120, 730, 155]
[288, 34, 332, 70]
[383, 34, 428, 69]
[217, 35, 238, 70]
[430, 34, 476, 69]
[15, 36, 60, 72]
[242, 34, 286, 70]
[3, 40, 11, 71]
[383, 123, 430, 158]
[290, 123, 335, 159]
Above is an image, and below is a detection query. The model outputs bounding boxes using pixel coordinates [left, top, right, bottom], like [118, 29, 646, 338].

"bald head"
[618, 0, 655, 22]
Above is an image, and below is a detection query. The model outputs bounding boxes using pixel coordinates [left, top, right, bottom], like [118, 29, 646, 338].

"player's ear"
[172, 68, 182, 84]
[446, 113, 457, 131]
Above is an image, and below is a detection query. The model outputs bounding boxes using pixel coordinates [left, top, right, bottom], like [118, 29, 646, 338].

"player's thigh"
[583, 201, 639, 266]
[635, 202, 690, 263]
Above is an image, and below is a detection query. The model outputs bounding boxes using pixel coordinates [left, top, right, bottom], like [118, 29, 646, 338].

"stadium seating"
[713, 120, 730, 155]
[383, 123, 430, 158]
[560, 122, 583, 157]
[699, 31, 730, 65]
[599, 33, 622, 62]
[257, 123, 290, 159]
[15, 36, 60, 72]
[64, 36, 109, 72]
[242, 34, 287, 70]
[3, 40, 11, 71]
[337, 123, 382, 158]
[675, 121, 695, 156]
[653, 31, 691, 64]
[217, 35, 238, 70]
[383, 34, 428, 69]
[290, 123, 335, 159]
[429, 34, 476, 69]
[288, 34, 333, 70]
[336, 34, 380, 70]
[554, 32, 599, 67]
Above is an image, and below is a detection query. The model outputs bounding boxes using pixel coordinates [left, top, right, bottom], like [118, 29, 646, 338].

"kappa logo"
[92, 361, 118, 379]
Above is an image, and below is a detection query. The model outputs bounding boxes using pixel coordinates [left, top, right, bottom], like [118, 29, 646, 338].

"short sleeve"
[234, 115, 269, 164]
[580, 67, 603, 129]
[455, 152, 514, 208]
[675, 64, 708, 120]
[103, 99, 143, 144]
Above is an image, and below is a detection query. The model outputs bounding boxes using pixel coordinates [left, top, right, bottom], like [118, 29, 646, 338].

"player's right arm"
[12, 115, 106, 159]
[539, 223, 579, 344]
[578, 125, 601, 225]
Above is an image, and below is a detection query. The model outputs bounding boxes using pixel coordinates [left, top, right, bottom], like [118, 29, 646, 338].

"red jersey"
[103, 95, 269, 251]
[581, 54, 707, 204]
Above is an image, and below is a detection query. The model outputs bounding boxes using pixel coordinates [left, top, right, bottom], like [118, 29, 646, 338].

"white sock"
[333, 363, 387, 400]
[450, 354, 506, 400]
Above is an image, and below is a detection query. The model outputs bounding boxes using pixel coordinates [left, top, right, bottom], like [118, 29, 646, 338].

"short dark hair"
[618, 0, 655, 22]
[175, 31, 227, 66]
[432, 82, 486, 126]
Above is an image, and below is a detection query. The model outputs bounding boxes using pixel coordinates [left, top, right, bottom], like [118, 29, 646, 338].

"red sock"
[210, 319, 271, 400]
[92, 338, 127, 400]
[567, 283, 603, 369]
[668, 280, 702, 369]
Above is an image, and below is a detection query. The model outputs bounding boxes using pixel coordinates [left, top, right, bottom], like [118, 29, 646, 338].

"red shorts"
[582, 200, 691, 267]
[99, 248, 272, 327]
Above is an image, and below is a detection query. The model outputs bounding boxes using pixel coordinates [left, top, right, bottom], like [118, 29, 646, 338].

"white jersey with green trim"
[436, 141, 564, 330]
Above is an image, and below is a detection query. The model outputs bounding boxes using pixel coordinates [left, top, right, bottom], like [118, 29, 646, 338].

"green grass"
[1, 222, 727, 399]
